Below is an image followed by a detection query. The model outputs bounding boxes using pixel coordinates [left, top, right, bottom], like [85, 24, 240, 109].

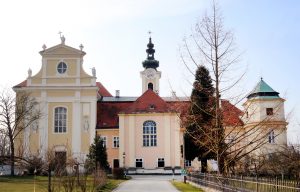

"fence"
[187, 173, 300, 192]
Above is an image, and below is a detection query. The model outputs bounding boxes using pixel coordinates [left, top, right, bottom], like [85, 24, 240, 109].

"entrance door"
[113, 159, 119, 168]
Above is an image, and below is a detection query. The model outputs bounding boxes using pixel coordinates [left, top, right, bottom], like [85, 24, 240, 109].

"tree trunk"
[48, 163, 51, 192]
[201, 158, 208, 173]
[10, 141, 14, 176]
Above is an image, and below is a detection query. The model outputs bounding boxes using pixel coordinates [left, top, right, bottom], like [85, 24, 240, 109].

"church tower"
[140, 37, 161, 94]
[242, 78, 287, 155]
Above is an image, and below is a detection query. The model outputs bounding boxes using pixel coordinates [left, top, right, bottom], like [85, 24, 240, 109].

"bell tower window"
[266, 108, 273, 116]
[148, 83, 153, 90]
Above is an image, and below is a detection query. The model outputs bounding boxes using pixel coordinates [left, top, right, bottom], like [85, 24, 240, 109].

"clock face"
[145, 69, 156, 79]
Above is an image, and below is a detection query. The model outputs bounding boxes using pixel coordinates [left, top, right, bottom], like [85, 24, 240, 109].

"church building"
[13, 36, 287, 174]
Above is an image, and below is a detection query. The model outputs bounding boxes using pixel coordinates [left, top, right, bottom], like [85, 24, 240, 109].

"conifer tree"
[86, 135, 109, 172]
[185, 65, 215, 173]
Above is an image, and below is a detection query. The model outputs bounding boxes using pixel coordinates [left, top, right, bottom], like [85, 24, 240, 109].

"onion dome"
[142, 37, 159, 69]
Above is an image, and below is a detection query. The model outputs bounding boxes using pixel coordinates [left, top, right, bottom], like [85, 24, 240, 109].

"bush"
[112, 168, 125, 179]
[24, 155, 44, 175]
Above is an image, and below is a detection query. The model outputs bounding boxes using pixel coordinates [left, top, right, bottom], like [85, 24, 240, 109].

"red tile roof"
[97, 101, 132, 128]
[221, 100, 244, 126]
[123, 89, 170, 114]
[96, 82, 112, 97]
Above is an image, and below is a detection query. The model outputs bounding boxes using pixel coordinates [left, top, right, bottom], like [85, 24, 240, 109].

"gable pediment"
[39, 44, 86, 57]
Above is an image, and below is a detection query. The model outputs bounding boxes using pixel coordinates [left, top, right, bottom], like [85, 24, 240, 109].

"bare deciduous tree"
[180, 1, 286, 175]
[0, 89, 41, 175]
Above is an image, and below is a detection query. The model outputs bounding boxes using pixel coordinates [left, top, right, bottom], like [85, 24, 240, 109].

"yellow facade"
[14, 39, 98, 163]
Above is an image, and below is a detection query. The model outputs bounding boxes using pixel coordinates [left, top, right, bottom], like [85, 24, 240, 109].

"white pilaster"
[76, 59, 80, 86]
[42, 59, 47, 85]
[72, 91, 81, 157]
[40, 91, 48, 159]
[90, 98, 97, 144]
[128, 116, 135, 167]
[23, 124, 30, 157]
[164, 115, 171, 166]
[119, 115, 125, 167]
[174, 115, 181, 166]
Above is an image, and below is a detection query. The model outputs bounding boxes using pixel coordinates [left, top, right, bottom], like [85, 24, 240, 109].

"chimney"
[171, 91, 176, 98]
[115, 90, 120, 98]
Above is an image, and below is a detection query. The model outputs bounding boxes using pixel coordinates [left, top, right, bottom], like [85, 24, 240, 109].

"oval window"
[57, 62, 67, 74]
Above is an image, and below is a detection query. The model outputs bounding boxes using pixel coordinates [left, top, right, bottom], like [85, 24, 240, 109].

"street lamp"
[122, 152, 126, 167]
[122, 152, 126, 178]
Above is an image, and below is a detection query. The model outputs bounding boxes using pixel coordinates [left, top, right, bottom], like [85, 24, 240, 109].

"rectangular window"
[158, 158, 165, 167]
[100, 136, 107, 147]
[113, 136, 119, 148]
[135, 159, 143, 168]
[268, 130, 275, 144]
[266, 108, 274, 116]
[54, 107, 67, 133]
[185, 160, 191, 167]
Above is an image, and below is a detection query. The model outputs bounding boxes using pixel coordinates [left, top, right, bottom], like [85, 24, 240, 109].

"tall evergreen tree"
[185, 65, 215, 173]
[86, 135, 109, 172]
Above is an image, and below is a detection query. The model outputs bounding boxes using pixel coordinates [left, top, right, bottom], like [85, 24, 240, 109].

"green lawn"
[171, 181, 204, 192]
[0, 175, 126, 192]
[0, 176, 49, 192]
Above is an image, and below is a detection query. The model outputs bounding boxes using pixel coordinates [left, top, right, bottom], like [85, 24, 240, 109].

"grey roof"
[162, 97, 190, 102]
[100, 96, 190, 102]
[101, 97, 138, 102]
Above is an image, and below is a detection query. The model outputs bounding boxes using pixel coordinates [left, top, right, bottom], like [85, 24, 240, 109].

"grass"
[171, 181, 204, 192]
[0, 176, 49, 192]
[97, 179, 126, 192]
[0, 175, 127, 192]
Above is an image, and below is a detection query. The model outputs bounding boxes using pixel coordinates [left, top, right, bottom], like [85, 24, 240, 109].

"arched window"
[143, 121, 157, 147]
[268, 130, 275, 144]
[54, 107, 67, 133]
[148, 83, 153, 90]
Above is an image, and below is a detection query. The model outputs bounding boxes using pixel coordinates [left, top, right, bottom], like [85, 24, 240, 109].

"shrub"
[24, 155, 44, 175]
[112, 168, 125, 179]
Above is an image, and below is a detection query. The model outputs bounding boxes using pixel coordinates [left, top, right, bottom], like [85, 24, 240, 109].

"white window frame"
[53, 106, 67, 133]
[135, 158, 143, 168]
[100, 136, 107, 148]
[185, 160, 192, 167]
[112, 136, 119, 148]
[143, 121, 157, 147]
[268, 130, 275, 144]
[57, 61, 68, 75]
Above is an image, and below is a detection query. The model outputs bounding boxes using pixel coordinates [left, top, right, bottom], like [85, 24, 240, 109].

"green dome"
[247, 78, 279, 99]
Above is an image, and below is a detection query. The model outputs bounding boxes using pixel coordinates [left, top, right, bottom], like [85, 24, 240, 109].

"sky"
[0, 0, 299, 142]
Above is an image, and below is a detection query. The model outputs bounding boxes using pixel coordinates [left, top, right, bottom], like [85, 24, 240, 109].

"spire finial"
[79, 44, 84, 51]
[148, 30, 152, 37]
